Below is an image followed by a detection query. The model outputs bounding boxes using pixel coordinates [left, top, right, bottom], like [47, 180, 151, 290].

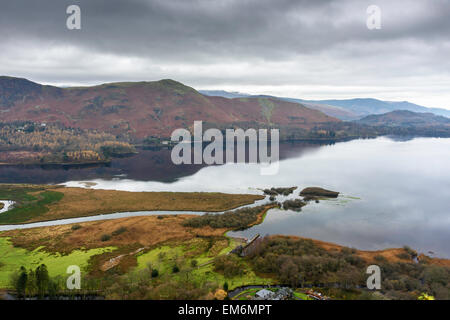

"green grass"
[0, 185, 40, 202]
[0, 237, 115, 288]
[0, 189, 64, 224]
[293, 291, 312, 300]
[134, 238, 274, 291]
[233, 288, 260, 300]
[136, 245, 185, 274]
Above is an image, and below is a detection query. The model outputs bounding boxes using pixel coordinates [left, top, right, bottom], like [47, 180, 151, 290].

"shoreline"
[2, 135, 448, 168]
[0, 200, 14, 214]
[0, 184, 266, 227]
[0, 136, 368, 167]
[0, 183, 449, 262]
[0, 203, 449, 293]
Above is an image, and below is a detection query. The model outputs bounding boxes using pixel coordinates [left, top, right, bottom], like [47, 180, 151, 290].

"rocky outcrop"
[282, 199, 307, 211]
[300, 187, 339, 200]
[263, 187, 297, 196]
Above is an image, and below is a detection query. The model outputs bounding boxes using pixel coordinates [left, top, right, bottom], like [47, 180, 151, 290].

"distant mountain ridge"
[0, 76, 339, 141]
[200, 90, 450, 120]
[306, 98, 450, 119]
[356, 110, 450, 127]
[199, 90, 249, 99]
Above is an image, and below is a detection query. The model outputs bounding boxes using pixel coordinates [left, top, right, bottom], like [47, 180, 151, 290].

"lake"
[1, 137, 450, 258]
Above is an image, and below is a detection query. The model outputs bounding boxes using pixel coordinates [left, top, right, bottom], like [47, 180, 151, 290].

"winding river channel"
[0, 197, 269, 232]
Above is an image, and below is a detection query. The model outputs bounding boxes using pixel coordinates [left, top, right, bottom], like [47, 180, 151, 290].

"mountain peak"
[0, 76, 43, 108]
[0, 75, 41, 86]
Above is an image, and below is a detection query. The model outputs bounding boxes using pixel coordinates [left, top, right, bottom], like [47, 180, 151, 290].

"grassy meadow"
[0, 237, 115, 288]
[0, 184, 263, 224]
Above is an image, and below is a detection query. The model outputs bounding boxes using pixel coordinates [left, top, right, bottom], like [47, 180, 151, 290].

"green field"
[134, 237, 274, 290]
[0, 237, 115, 288]
[0, 185, 63, 224]
[293, 291, 312, 300]
[0, 184, 263, 224]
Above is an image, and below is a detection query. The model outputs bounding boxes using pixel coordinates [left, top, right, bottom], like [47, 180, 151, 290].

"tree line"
[182, 205, 268, 230]
[0, 121, 135, 163]
[245, 236, 450, 300]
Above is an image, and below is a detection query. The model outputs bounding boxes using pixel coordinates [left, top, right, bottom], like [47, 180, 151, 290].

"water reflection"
[0, 141, 329, 184]
[64, 137, 450, 258]
[2, 137, 450, 258]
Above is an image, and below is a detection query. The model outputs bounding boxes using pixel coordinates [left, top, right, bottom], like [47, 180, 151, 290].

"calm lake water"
[1, 137, 450, 257]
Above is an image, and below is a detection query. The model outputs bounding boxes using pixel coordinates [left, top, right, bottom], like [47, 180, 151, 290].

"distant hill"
[200, 90, 450, 120]
[277, 99, 360, 121]
[356, 110, 450, 127]
[200, 91, 360, 120]
[305, 98, 450, 119]
[199, 90, 250, 99]
[0, 76, 339, 141]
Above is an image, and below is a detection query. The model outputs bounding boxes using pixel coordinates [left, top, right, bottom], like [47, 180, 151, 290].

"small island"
[281, 199, 307, 211]
[263, 187, 297, 196]
[300, 187, 339, 201]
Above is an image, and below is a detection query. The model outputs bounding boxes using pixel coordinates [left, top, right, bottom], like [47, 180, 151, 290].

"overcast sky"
[0, 0, 449, 109]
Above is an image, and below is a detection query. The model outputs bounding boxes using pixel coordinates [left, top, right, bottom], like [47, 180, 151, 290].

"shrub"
[396, 252, 411, 260]
[172, 265, 180, 273]
[282, 199, 306, 211]
[100, 234, 111, 242]
[214, 255, 243, 278]
[112, 227, 127, 236]
[182, 205, 268, 230]
[374, 255, 387, 263]
[403, 245, 418, 258]
[151, 269, 159, 278]
[191, 260, 198, 268]
[71, 224, 82, 231]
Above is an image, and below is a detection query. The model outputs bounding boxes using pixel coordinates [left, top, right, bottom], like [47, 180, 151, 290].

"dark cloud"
[0, 0, 449, 108]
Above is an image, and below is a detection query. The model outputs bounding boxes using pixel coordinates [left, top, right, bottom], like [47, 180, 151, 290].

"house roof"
[255, 289, 273, 298]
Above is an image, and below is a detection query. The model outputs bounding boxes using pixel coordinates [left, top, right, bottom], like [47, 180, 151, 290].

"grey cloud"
[0, 0, 449, 108]
[1, 0, 448, 59]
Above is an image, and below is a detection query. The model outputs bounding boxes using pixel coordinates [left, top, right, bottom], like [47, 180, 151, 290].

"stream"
[0, 196, 270, 232]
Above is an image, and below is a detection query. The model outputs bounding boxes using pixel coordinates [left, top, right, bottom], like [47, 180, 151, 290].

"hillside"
[282, 100, 359, 120]
[199, 90, 450, 120]
[200, 91, 360, 120]
[356, 110, 450, 127]
[306, 98, 450, 118]
[0, 77, 339, 141]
